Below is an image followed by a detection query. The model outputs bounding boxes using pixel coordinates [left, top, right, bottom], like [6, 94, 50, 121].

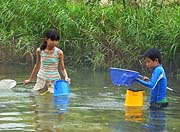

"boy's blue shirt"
[137, 64, 167, 103]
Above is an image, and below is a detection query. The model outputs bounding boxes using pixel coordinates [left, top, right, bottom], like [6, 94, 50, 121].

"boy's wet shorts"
[150, 102, 169, 110]
[33, 77, 54, 95]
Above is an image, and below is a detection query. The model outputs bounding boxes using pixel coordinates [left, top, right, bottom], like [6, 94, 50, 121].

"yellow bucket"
[125, 89, 144, 106]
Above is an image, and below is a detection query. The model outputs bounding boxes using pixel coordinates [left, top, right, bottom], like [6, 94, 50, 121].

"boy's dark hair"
[143, 48, 161, 63]
[40, 29, 60, 50]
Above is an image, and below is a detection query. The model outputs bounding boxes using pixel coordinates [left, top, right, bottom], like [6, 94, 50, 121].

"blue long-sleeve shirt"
[136, 65, 167, 103]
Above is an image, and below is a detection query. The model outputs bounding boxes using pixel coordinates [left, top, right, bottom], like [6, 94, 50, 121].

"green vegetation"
[0, 0, 180, 71]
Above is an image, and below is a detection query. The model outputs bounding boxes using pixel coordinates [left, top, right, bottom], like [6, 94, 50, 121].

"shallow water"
[0, 64, 180, 132]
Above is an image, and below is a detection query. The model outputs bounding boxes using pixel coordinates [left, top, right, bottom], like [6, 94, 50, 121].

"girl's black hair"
[143, 48, 161, 63]
[40, 29, 60, 50]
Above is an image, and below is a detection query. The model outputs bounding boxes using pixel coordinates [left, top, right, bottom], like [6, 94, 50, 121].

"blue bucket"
[54, 80, 70, 96]
[110, 68, 139, 87]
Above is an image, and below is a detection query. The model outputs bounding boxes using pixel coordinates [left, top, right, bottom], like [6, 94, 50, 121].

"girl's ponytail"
[40, 40, 47, 51]
[40, 29, 59, 50]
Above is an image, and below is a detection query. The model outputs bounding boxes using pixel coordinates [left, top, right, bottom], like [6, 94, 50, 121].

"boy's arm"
[136, 68, 163, 89]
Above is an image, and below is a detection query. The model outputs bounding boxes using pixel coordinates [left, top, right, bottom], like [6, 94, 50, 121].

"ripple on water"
[0, 123, 34, 130]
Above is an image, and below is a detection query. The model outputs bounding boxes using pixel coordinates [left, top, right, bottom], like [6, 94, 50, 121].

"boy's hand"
[143, 76, 150, 81]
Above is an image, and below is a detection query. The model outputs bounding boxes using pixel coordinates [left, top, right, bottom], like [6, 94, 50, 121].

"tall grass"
[0, 0, 180, 71]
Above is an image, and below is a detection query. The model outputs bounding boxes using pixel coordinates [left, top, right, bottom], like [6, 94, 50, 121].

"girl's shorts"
[33, 78, 54, 95]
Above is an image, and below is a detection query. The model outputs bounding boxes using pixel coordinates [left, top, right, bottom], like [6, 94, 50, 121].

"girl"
[24, 29, 70, 94]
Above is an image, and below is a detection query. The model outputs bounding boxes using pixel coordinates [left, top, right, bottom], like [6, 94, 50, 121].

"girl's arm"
[58, 49, 71, 84]
[24, 48, 41, 84]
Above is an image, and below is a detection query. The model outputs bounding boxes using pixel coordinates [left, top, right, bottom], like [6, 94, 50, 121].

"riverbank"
[0, 1, 180, 71]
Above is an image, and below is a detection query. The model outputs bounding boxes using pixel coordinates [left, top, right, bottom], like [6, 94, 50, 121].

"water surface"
[0, 64, 180, 132]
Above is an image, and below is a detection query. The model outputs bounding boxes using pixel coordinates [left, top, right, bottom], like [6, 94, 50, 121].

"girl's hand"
[24, 79, 31, 85]
[65, 77, 71, 84]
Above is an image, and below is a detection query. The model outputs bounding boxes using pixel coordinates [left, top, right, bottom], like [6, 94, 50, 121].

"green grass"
[0, 0, 180, 71]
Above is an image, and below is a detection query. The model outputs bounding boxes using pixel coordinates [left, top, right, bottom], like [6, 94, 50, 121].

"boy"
[136, 48, 168, 109]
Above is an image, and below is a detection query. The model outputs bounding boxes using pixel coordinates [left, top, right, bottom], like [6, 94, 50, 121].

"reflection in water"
[53, 95, 70, 114]
[125, 106, 143, 122]
[33, 94, 70, 131]
[142, 109, 166, 132]
[112, 109, 167, 132]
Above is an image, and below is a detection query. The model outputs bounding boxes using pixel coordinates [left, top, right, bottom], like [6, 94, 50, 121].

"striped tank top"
[37, 47, 61, 81]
